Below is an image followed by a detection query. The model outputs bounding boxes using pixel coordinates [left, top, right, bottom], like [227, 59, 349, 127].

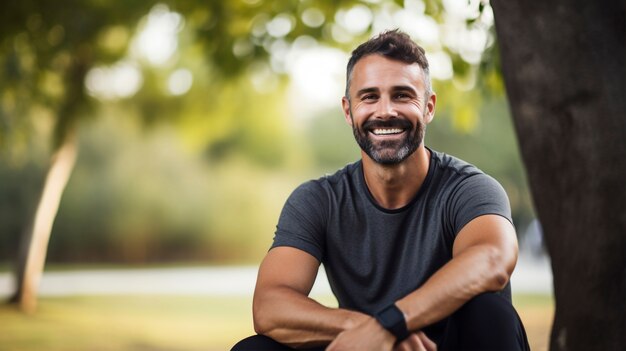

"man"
[233, 30, 529, 350]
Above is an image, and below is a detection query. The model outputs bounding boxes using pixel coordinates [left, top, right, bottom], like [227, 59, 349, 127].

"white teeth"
[372, 128, 403, 135]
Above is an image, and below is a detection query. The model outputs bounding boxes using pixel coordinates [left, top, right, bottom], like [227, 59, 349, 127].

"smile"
[370, 128, 405, 135]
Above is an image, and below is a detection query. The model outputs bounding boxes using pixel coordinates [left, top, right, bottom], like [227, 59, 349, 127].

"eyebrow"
[355, 87, 379, 97]
[392, 85, 418, 94]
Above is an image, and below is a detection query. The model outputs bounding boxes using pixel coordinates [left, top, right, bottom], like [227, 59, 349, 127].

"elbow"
[253, 314, 266, 335]
[253, 311, 284, 343]
[253, 316, 272, 336]
[252, 300, 270, 335]
[484, 246, 515, 292]
[489, 268, 510, 291]
[252, 296, 280, 337]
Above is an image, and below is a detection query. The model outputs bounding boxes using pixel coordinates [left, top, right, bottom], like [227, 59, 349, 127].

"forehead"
[349, 54, 425, 93]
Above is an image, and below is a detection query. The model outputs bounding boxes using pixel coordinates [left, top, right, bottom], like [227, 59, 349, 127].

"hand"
[393, 332, 437, 351]
[326, 317, 395, 351]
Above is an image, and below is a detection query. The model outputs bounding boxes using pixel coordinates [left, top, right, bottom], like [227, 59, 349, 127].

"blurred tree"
[491, 0, 625, 349]
[0, 0, 155, 313]
[0, 0, 366, 313]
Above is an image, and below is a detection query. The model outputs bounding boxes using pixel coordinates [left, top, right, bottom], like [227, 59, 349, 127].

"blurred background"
[0, 0, 551, 350]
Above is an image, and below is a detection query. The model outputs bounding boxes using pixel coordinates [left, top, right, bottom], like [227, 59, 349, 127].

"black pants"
[232, 293, 530, 351]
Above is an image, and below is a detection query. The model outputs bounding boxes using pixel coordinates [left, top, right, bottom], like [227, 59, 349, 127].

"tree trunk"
[10, 130, 78, 313]
[491, 0, 626, 350]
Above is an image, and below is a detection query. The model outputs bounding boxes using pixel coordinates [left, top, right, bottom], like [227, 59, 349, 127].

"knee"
[231, 335, 327, 351]
[231, 335, 293, 351]
[449, 293, 529, 350]
[456, 293, 519, 330]
[458, 293, 517, 323]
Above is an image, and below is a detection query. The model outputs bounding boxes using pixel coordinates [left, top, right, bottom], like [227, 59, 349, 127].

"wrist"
[341, 310, 370, 331]
[374, 303, 410, 343]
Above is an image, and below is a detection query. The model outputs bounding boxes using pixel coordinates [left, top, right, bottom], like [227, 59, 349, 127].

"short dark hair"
[345, 29, 431, 99]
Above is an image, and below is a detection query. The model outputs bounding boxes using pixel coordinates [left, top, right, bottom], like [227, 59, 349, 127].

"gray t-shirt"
[271, 149, 513, 315]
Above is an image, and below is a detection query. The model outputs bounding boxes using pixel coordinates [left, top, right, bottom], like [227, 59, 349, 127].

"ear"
[341, 96, 353, 126]
[424, 92, 436, 125]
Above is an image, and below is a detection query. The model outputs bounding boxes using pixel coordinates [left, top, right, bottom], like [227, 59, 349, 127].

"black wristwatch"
[374, 303, 410, 342]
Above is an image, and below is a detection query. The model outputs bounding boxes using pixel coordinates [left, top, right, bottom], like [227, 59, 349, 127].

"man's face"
[342, 54, 436, 165]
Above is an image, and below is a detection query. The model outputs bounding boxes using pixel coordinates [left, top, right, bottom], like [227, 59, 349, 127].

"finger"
[416, 331, 437, 351]
[394, 333, 425, 351]
[325, 335, 341, 351]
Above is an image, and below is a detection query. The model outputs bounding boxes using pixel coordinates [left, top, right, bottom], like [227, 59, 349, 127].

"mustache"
[362, 118, 413, 131]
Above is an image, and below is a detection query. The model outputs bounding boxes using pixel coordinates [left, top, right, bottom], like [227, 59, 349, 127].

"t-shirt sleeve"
[446, 173, 513, 236]
[270, 181, 327, 262]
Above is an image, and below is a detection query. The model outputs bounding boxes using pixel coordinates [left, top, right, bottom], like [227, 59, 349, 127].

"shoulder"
[425, 149, 489, 197]
[318, 160, 362, 186]
[427, 149, 512, 230]
[287, 161, 361, 206]
[429, 149, 483, 178]
[296, 161, 361, 194]
[428, 149, 507, 192]
[431, 148, 505, 190]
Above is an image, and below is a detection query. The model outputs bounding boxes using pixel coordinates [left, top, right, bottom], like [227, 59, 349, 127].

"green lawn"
[0, 294, 552, 351]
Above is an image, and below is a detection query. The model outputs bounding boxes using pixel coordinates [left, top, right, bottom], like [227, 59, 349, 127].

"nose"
[375, 96, 398, 119]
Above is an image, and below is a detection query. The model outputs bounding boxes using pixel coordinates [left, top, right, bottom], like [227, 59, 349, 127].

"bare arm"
[396, 214, 518, 331]
[252, 246, 369, 348]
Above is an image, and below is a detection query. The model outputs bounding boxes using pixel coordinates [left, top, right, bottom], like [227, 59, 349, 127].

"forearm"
[253, 285, 368, 348]
[396, 244, 514, 331]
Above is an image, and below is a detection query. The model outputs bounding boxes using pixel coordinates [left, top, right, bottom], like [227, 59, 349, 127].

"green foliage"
[0, 0, 506, 149]
[0, 1, 155, 148]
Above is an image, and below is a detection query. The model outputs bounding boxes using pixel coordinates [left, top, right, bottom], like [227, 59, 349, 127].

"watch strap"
[374, 303, 410, 342]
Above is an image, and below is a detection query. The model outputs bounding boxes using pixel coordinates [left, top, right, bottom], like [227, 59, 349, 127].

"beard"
[351, 113, 425, 165]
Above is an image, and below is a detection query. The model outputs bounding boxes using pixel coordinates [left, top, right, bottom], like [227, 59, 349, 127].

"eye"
[394, 92, 412, 100]
[361, 94, 378, 101]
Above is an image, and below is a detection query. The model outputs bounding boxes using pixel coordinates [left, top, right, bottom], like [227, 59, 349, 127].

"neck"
[362, 146, 430, 210]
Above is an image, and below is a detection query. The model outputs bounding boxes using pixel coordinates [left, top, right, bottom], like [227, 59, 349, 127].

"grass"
[513, 294, 554, 351]
[0, 294, 553, 351]
[0, 295, 254, 351]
